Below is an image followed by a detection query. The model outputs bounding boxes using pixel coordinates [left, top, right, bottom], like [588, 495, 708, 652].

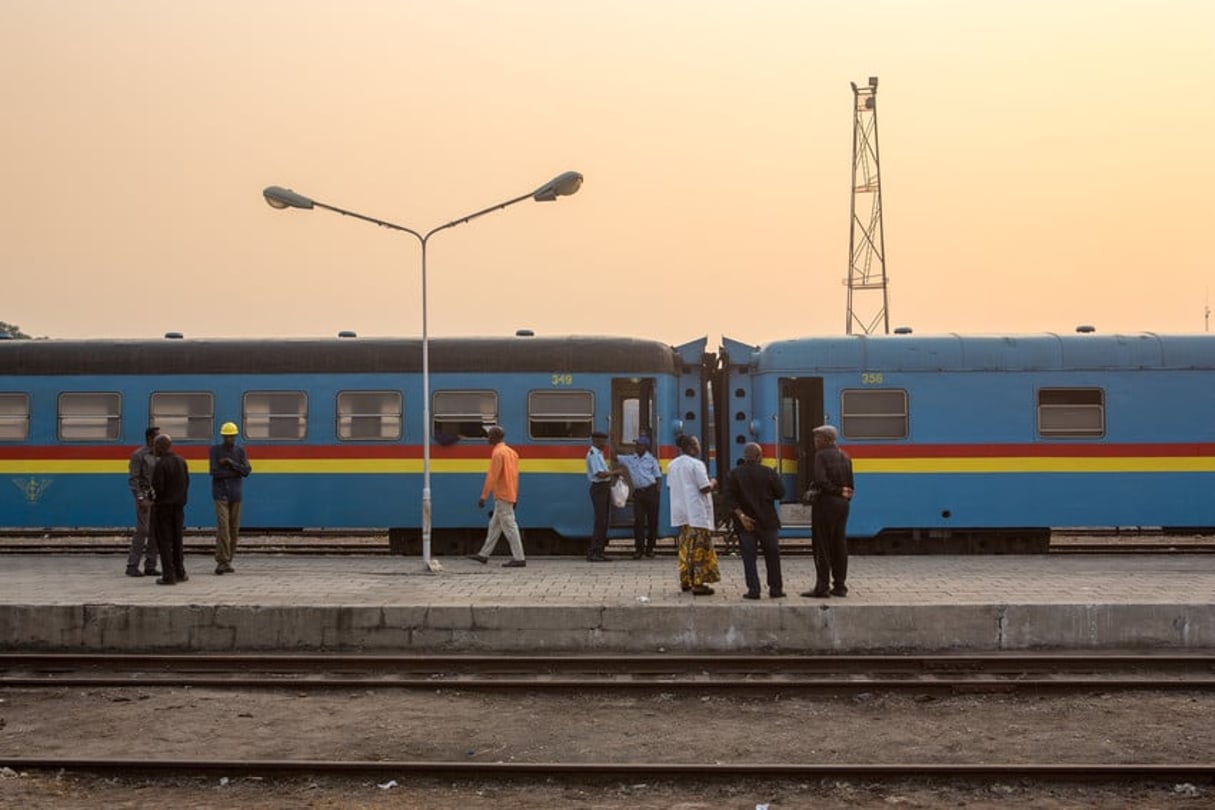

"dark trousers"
[811, 496, 850, 591]
[632, 484, 660, 554]
[739, 525, 783, 595]
[588, 481, 612, 558]
[153, 505, 186, 582]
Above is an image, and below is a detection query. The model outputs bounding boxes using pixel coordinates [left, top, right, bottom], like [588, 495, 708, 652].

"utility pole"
[846, 76, 890, 335]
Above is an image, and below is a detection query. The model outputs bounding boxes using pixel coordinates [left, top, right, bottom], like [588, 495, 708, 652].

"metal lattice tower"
[846, 76, 890, 335]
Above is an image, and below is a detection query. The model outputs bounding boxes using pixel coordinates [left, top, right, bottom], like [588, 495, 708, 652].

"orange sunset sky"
[2, 1, 1213, 347]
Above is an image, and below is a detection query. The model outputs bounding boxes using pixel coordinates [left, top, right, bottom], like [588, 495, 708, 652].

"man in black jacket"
[150, 433, 190, 585]
[723, 442, 786, 599]
[803, 424, 855, 598]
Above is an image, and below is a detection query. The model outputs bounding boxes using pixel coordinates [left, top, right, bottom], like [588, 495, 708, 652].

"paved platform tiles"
[1, 552, 1212, 653]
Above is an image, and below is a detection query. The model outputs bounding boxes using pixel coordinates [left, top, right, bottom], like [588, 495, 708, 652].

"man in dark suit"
[723, 442, 786, 599]
[150, 433, 190, 585]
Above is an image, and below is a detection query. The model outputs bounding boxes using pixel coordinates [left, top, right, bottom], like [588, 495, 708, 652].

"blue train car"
[719, 332, 1215, 551]
[0, 334, 707, 554]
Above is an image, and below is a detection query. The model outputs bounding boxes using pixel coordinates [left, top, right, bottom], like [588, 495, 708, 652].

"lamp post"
[262, 171, 583, 572]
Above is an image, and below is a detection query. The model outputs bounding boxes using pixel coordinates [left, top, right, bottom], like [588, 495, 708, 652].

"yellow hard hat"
[220, 422, 239, 436]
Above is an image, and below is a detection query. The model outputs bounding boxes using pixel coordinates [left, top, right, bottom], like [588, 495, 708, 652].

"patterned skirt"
[677, 525, 721, 589]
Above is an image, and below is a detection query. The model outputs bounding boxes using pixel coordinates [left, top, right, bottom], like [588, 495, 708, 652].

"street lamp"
[262, 171, 583, 572]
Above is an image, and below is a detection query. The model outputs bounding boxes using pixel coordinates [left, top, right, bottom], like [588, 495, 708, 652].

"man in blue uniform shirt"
[585, 430, 615, 561]
[617, 435, 661, 559]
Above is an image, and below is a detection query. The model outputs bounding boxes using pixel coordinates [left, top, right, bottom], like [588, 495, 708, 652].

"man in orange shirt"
[466, 425, 526, 567]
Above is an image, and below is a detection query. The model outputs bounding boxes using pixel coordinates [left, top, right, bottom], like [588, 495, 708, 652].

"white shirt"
[666, 453, 714, 530]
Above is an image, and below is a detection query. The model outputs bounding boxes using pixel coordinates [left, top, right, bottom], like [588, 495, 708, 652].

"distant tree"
[0, 321, 33, 339]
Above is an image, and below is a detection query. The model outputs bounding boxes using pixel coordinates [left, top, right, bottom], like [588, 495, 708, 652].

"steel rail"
[3, 675, 1214, 692]
[3, 652, 1213, 671]
[4, 652, 1213, 691]
[0, 757, 1212, 781]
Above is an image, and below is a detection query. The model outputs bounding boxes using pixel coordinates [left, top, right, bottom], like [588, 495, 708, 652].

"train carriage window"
[58, 392, 121, 441]
[150, 392, 214, 441]
[433, 390, 497, 441]
[243, 391, 307, 440]
[1038, 388, 1104, 437]
[0, 393, 30, 441]
[841, 389, 908, 439]
[338, 391, 402, 441]
[528, 390, 594, 439]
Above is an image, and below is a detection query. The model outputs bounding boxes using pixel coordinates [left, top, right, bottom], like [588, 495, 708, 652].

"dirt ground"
[2, 686, 1213, 808]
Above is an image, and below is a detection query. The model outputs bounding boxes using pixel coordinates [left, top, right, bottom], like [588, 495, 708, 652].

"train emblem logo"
[12, 477, 53, 504]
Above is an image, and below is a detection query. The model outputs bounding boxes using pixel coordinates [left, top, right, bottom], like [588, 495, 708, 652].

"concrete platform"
[1, 551, 1212, 653]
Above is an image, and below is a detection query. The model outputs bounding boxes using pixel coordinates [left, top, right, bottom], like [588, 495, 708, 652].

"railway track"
[4, 652, 1214, 693]
[0, 756, 1212, 782]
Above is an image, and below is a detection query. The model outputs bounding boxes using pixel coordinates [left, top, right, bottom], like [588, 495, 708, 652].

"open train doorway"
[778, 377, 824, 504]
[610, 377, 655, 528]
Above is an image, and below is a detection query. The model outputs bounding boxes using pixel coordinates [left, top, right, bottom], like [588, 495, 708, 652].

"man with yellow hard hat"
[209, 421, 252, 575]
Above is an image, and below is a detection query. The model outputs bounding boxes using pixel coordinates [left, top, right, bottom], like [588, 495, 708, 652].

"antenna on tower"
[846, 76, 891, 335]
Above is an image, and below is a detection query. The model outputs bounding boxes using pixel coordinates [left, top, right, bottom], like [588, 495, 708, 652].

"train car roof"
[724, 333, 1215, 372]
[0, 335, 682, 375]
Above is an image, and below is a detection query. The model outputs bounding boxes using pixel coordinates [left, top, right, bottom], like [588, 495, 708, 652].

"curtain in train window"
[432, 390, 497, 443]
[840, 389, 908, 439]
[337, 391, 402, 441]
[1037, 388, 1104, 437]
[243, 391, 307, 440]
[528, 390, 594, 439]
[150, 392, 214, 441]
[58, 392, 121, 441]
[0, 393, 30, 441]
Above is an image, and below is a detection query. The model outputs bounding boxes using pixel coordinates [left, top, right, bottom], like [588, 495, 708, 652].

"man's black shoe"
[801, 589, 831, 598]
[155, 578, 176, 586]
[126, 567, 143, 578]
[770, 591, 787, 598]
[144, 568, 161, 577]
[830, 587, 848, 597]
[502, 559, 527, 567]
[742, 592, 761, 600]
[589, 555, 613, 562]
[466, 554, 489, 565]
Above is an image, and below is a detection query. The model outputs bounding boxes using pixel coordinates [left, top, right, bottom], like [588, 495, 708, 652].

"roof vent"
[1075, 325, 1096, 334]
[893, 326, 913, 335]
[338, 330, 358, 338]
[515, 329, 535, 337]
[164, 332, 184, 340]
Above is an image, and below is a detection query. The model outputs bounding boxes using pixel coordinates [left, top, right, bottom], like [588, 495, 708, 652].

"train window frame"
[840, 388, 908, 440]
[149, 391, 214, 442]
[58, 392, 122, 442]
[337, 390, 403, 441]
[242, 390, 308, 441]
[528, 389, 595, 440]
[432, 390, 498, 442]
[0, 393, 30, 441]
[1037, 387, 1105, 438]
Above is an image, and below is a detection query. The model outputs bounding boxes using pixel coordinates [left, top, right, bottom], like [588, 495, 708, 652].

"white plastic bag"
[611, 478, 630, 508]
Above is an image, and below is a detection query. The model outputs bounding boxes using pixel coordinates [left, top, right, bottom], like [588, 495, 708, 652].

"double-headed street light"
[262, 171, 583, 572]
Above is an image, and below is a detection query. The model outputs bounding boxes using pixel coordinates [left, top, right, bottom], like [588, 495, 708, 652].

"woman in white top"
[666, 434, 721, 595]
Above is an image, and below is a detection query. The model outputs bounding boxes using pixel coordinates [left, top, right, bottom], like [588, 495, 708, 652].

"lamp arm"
[312, 201, 424, 242]
[425, 192, 533, 241]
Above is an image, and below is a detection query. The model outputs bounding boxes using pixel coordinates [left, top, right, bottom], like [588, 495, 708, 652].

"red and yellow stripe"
[0, 444, 683, 476]
[769, 443, 1215, 475]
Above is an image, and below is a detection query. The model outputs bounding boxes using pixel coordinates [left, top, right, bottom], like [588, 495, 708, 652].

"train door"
[610, 377, 654, 451]
[779, 378, 824, 500]
[609, 378, 655, 527]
